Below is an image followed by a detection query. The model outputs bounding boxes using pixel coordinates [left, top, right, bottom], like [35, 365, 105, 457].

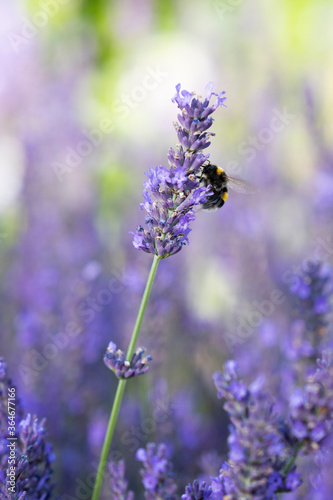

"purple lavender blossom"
[210, 462, 235, 499]
[182, 480, 212, 500]
[290, 261, 332, 346]
[0, 360, 55, 499]
[289, 349, 333, 452]
[131, 83, 226, 258]
[213, 361, 303, 499]
[136, 442, 178, 500]
[279, 260, 333, 427]
[104, 342, 152, 379]
[109, 460, 134, 500]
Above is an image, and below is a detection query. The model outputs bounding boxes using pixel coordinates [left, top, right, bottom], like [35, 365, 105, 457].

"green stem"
[276, 442, 304, 499]
[126, 254, 160, 359]
[281, 441, 303, 475]
[91, 254, 160, 500]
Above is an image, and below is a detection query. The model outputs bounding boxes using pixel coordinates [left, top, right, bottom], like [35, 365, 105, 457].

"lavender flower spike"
[213, 361, 303, 499]
[0, 360, 55, 499]
[289, 349, 333, 452]
[131, 83, 226, 259]
[109, 460, 134, 500]
[136, 442, 178, 500]
[104, 341, 152, 379]
[290, 260, 332, 348]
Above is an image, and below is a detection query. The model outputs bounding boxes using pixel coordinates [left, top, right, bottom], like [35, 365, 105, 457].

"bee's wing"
[226, 175, 258, 194]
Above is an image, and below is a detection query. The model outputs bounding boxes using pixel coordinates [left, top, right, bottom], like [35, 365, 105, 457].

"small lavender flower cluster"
[131, 83, 226, 258]
[109, 444, 178, 500]
[15, 414, 55, 497]
[136, 443, 178, 500]
[212, 360, 302, 499]
[182, 479, 212, 500]
[104, 342, 152, 379]
[284, 260, 333, 398]
[109, 460, 134, 500]
[289, 349, 333, 453]
[0, 360, 55, 499]
[290, 261, 332, 340]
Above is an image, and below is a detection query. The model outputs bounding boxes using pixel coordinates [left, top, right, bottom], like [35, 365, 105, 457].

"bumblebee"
[198, 162, 257, 210]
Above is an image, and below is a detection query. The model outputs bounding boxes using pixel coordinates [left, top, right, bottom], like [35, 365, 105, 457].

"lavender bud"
[104, 342, 152, 379]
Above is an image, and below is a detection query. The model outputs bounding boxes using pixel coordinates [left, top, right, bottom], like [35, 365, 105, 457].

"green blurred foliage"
[79, 0, 117, 64]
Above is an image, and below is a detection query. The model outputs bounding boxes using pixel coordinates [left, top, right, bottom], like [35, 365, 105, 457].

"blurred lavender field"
[1, 0, 333, 498]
